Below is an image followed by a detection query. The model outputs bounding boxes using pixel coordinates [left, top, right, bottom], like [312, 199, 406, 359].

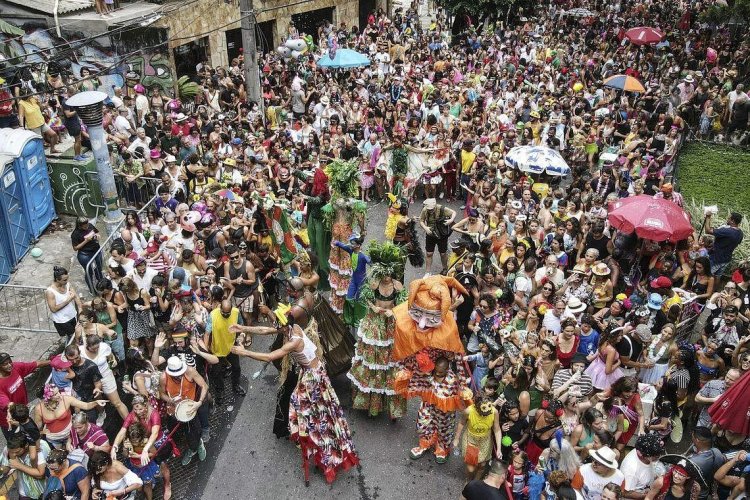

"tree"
[700, 0, 750, 26]
[437, 0, 533, 29]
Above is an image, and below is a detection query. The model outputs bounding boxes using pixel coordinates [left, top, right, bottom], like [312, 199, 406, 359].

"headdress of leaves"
[324, 158, 360, 199]
[368, 241, 406, 278]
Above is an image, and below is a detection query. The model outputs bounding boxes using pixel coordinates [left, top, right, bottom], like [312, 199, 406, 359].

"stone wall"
[156, 0, 361, 69]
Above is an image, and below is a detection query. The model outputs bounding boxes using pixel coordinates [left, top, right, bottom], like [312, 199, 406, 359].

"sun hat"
[647, 293, 664, 310]
[166, 356, 187, 377]
[634, 324, 653, 343]
[423, 198, 436, 209]
[684, 74, 695, 83]
[591, 263, 611, 276]
[165, 154, 176, 163]
[566, 296, 586, 314]
[223, 157, 237, 167]
[590, 446, 618, 468]
[174, 113, 187, 122]
[150, 149, 161, 159]
[320, 96, 330, 105]
[571, 263, 587, 274]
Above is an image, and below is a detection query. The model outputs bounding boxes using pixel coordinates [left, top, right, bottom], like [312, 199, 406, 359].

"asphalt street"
[198, 197, 468, 500]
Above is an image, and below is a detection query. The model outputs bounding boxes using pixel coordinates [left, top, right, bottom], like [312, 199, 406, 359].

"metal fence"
[83, 192, 159, 296]
[0, 284, 56, 334]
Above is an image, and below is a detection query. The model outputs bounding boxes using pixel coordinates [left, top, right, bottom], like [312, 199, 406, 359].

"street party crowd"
[2, 0, 750, 498]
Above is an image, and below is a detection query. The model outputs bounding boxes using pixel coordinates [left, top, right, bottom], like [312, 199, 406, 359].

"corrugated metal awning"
[3, 0, 94, 15]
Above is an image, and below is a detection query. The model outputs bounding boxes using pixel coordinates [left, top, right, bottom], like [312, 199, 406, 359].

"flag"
[267, 205, 297, 264]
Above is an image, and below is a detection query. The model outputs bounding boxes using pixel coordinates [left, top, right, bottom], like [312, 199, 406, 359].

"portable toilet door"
[0, 229, 11, 284]
[0, 129, 56, 239]
[0, 155, 31, 264]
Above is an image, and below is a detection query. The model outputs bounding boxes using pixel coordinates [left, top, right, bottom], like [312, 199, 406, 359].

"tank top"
[40, 401, 72, 434]
[467, 406, 495, 438]
[228, 260, 252, 298]
[19, 99, 45, 129]
[48, 285, 77, 323]
[166, 374, 197, 402]
[556, 336, 580, 369]
[290, 331, 317, 367]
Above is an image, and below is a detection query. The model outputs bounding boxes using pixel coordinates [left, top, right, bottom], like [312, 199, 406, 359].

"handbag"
[432, 206, 453, 240]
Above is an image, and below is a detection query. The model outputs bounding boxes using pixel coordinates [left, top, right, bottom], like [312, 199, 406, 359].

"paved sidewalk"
[0, 215, 93, 362]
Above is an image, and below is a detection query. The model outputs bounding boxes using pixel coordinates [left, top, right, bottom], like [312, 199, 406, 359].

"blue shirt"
[711, 226, 743, 265]
[578, 329, 600, 357]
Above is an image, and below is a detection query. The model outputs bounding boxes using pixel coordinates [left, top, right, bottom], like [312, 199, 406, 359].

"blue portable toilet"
[0, 154, 31, 265]
[0, 129, 56, 239]
[0, 228, 11, 284]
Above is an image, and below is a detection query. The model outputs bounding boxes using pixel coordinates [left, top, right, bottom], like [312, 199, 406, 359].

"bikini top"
[374, 286, 398, 302]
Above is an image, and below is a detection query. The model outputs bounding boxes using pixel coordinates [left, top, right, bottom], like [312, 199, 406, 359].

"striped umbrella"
[505, 146, 571, 176]
[624, 26, 664, 46]
[603, 74, 646, 93]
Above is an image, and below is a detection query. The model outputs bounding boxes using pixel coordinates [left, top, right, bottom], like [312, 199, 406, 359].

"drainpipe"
[65, 91, 124, 234]
[53, 0, 62, 37]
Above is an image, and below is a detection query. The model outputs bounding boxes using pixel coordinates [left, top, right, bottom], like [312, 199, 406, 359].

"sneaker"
[73, 155, 86, 162]
[96, 410, 106, 427]
[197, 440, 207, 461]
[459, 205, 466, 210]
[180, 449, 195, 466]
[201, 429, 211, 443]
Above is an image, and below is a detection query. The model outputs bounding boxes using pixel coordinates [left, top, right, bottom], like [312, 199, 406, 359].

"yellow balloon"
[573, 82, 584, 92]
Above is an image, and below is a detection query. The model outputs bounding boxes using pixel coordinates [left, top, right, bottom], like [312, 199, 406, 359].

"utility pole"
[240, 0, 264, 119]
[65, 91, 124, 234]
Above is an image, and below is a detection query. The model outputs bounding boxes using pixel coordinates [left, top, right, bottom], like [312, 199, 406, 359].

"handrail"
[83, 193, 159, 296]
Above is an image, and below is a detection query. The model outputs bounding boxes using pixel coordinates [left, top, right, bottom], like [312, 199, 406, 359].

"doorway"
[359, 0, 376, 32]
[173, 36, 209, 77]
[291, 7, 334, 44]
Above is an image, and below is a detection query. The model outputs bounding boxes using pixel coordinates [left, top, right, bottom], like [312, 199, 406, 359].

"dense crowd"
[1, 0, 750, 498]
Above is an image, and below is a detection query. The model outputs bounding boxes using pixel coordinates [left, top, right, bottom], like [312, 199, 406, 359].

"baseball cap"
[0, 353, 12, 364]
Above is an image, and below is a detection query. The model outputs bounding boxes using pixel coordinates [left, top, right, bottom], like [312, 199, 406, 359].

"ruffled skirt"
[585, 356, 623, 391]
[347, 311, 407, 419]
[289, 364, 359, 484]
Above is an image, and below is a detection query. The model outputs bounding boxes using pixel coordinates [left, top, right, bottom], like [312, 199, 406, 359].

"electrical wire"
[4, 0, 200, 66]
[8, 0, 327, 101]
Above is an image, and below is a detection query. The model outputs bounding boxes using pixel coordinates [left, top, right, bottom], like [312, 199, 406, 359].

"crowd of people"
[1, 0, 750, 498]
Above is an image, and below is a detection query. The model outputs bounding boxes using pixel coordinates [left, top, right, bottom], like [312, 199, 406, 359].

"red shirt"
[122, 408, 161, 431]
[0, 361, 38, 428]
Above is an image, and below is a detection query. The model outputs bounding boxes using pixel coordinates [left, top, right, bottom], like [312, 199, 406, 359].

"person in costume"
[453, 395, 503, 481]
[323, 159, 367, 313]
[348, 252, 408, 420]
[385, 194, 409, 244]
[231, 317, 359, 485]
[333, 234, 371, 327]
[304, 166, 331, 290]
[391, 275, 473, 463]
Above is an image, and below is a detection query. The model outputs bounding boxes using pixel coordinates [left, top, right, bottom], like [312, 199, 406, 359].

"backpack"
[44, 461, 85, 499]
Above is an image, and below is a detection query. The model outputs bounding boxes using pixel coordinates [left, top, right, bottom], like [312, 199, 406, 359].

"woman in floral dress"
[348, 267, 407, 419]
[232, 322, 359, 485]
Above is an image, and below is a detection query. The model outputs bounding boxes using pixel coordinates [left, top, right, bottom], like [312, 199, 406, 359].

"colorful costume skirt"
[329, 221, 353, 313]
[461, 430, 493, 466]
[289, 364, 359, 484]
[347, 311, 407, 419]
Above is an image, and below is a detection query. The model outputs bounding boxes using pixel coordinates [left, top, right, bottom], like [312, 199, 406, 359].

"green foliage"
[367, 241, 406, 280]
[677, 142, 750, 215]
[700, 0, 750, 25]
[177, 76, 200, 100]
[437, 0, 518, 20]
[678, 142, 750, 264]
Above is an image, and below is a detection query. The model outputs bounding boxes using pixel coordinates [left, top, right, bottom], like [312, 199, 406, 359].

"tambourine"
[173, 399, 200, 422]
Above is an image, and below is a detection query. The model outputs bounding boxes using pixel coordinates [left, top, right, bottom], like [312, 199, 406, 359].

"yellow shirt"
[467, 405, 495, 437]
[210, 307, 239, 357]
[19, 99, 45, 129]
[460, 150, 476, 174]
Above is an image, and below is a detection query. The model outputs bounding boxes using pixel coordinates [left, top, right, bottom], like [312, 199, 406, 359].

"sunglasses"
[230, 255, 240, 260]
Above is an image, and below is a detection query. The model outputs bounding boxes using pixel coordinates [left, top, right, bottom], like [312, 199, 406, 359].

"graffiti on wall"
[0, 26, 173, 97]
[125, 52, 175, 94]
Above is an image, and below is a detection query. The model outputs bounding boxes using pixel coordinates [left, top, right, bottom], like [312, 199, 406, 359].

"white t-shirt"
[80, 342, 114, 381]
[619, 449, 656, 495]
[580, 463, 625, 500]
[113, 114, 133, 134]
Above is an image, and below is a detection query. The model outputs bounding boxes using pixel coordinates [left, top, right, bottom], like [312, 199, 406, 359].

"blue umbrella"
[505, 146, 571, 176]
[655, 40, 670, 49]
[317, 49, 371, 69]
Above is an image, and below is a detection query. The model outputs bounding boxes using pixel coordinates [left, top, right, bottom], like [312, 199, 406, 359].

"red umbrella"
[608, 195, 693, 242]
[625, 27, 664, 46]
[708, 370, 750, 436]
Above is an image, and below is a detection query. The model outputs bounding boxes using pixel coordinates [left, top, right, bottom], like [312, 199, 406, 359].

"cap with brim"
[50, 354, 73, 370]
[134, 257, 146, 266]
[423, 198, 436, 209]
[571, 352, 587, 365]
[647, 292, 664, 310]
[0, 353, 12, 364]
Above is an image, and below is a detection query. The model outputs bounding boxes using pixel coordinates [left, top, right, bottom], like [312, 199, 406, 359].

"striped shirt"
[552, 369, 594, 397]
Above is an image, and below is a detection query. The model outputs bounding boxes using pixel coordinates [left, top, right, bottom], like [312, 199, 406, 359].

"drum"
[173, 399, 200, 422]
